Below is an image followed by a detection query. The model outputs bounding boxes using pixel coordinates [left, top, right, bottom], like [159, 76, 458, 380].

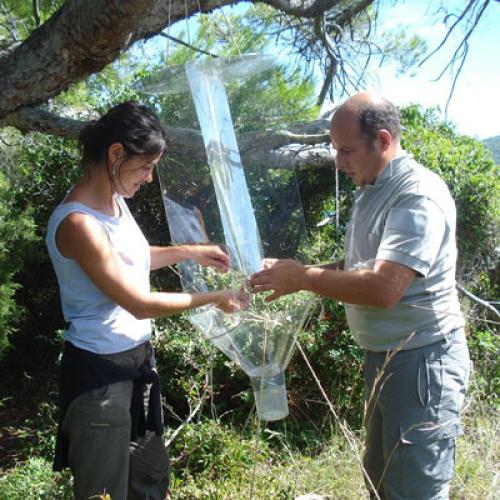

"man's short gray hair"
[358, 99, 401, 142]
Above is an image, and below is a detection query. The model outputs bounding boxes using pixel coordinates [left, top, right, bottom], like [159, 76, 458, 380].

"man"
[250, 92, 470, 499]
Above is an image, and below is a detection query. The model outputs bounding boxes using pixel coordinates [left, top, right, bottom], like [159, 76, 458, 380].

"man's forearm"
[302, 260, 414, 309]
[250, 258, 415, 307]
[311, 259, 345, 271]
[302, 267, 387, 307]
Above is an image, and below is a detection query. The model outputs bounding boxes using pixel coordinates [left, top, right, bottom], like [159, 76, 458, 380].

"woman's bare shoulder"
[56, 211, 108, 259]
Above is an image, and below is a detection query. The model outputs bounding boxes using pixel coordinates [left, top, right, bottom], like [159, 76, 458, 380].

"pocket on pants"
[64, 381, 133, 432]
[416, 342, 470, 422]
[416, 352, 444, 416]
[395, 420, 461, 498]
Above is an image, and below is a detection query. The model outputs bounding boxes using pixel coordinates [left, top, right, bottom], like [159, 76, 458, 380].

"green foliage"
[467, 329, 499, 408]
[166, 405, 499, 499]
[170, 420, 269, 481]
[483, 134, 500, 164]
[153, 315, 252, 422]
[14, 400, 59, 460]
[1, 406, 496, 500]
[0, 170, 37, 356]
[0, 457, 72, 499]
[400, 105, 500, 274]
[290, 301, 365, 429]
[452, 408, 500, 499]
[378, 30, 428, 77]
[0, 0, 63, 41]
[0, 133, 80, 369]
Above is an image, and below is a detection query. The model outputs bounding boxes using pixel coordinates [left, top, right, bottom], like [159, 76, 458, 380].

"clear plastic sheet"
[142, 55, 313, 420]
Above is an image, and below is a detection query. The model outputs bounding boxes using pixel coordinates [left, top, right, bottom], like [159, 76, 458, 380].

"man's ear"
[107, 142, 125, 164]
[377, 129, 392, 151]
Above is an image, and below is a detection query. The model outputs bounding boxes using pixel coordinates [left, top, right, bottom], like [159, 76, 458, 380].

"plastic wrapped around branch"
[149, 55, 312, 420]
[140, 54, 276, 95]
[179, 266, 313, 421]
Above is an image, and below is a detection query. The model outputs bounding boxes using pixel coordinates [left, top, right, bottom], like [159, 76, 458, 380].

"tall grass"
[0, 401, 496, 499]
[167, 405, 498, 499]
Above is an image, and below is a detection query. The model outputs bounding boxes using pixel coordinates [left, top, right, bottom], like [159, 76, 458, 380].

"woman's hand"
[214, 287, 250, 313]
[188, 244, 229, 271]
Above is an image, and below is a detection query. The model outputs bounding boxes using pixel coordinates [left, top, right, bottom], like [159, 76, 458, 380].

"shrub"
[400, 105, 499, 275]
[169, 420, 269, 482]
[0, 171, 37, 356]
[0, 457, 72, 499]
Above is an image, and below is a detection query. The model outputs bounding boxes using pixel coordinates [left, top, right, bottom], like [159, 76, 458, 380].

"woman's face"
[114, 152, 163, 198]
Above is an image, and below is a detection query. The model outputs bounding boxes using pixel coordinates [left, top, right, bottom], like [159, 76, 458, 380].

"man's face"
[330, 112, 385, 186]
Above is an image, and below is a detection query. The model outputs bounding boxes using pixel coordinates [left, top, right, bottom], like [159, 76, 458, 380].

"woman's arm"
[56, 213, 245, 318]
[150, 244, 229, 271]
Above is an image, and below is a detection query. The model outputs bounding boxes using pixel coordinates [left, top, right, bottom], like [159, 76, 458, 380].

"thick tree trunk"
[0, 0, 238, 120]
[0, 0, 353, 122]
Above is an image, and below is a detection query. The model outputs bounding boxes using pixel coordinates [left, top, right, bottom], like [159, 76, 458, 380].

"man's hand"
[188, 244, 229, 271]
[249, 258, 306, 301]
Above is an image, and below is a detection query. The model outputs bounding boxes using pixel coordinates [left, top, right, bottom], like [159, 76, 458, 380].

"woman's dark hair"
[358, 99, 401, 143]
[79, 102, 167, 167]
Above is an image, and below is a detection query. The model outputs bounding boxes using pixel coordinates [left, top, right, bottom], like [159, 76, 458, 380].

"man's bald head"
[332, 92, 401, 144]
[330, 93, 403, 185]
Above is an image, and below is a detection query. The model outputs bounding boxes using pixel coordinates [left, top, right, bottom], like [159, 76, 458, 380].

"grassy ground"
[0, 401, 497, 499]
[168, 405, 499, 499]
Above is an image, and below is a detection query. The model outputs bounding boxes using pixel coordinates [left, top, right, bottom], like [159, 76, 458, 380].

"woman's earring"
[112, 163, 116, 176]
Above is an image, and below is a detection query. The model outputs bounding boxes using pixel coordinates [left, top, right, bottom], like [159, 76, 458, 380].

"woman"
[46, 102, 247, 499]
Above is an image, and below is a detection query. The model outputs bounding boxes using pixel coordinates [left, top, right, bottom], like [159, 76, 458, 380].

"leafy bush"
[170, 420, 269, 481]
[0, 457, 72, 499]
[0, 133, 80, 393]
[400, 105, 500, 275]
[467, 329, 499, 407]
[0, 170, 37, 356]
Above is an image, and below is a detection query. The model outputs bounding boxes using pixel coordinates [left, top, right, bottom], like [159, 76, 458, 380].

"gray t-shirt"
[344, 154, 464, 351]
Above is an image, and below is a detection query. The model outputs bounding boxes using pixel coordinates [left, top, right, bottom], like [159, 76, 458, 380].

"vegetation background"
[483, 135, 500, 164]
[0, 2, 498, 499]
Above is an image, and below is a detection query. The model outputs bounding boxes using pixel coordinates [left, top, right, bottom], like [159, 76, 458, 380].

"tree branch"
[262, 0, 343, 17]
[32, 0, 41, 27]
[1, 106, 86, 137]
[456, 283, 500, 319]
[1, 107, 332, 171]
[418, 0, 476, 68]
[419, 0, 492, 113]
[0, 0, 156, 119]
[1, 0, 358, 122]
[158, 32, 218, 58]
[245, 145, 334, 170]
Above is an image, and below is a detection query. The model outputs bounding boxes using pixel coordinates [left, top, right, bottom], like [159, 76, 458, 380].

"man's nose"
[335, 157, 346, 171]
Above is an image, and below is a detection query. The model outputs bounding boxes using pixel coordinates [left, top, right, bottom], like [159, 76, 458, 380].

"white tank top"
[46, 194, 151, 354]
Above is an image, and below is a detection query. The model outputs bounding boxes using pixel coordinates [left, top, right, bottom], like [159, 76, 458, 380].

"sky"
[370, 0, 500, 139]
